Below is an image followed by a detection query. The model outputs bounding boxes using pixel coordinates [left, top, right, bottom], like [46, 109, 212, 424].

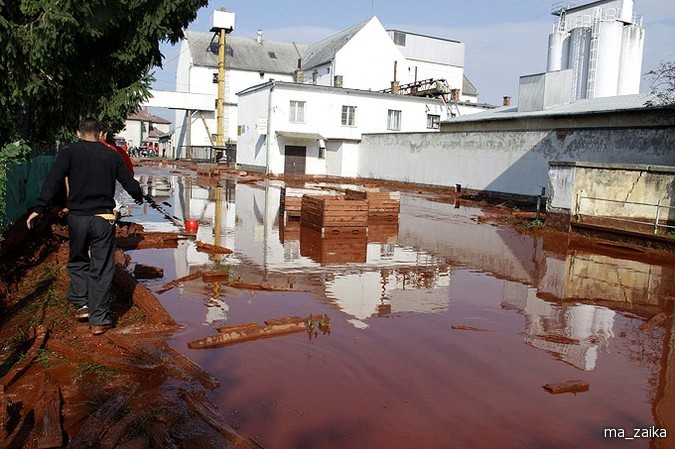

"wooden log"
[639, 312, 667, 332]
[178, 389, 263, 449]
[35, 373, 63, 448]
[182, 435, 216, 449]
[100, 412, 141, 449]
[156, 271, 205, 295]
[68, 382, 140, 449]
[116, 233, 179, 250]
[189, 322, 307, 349]
[0, 324, 48, 393]
[133, 264, 165, 280]
[451, 325, 492, 332]
[264, 316, 305, 326]
[215, 323, 259, 333]
[543, 380, 590, 395]
[113, 265, 177, 326]
[158, 343, 221, 390]
[195, 241, 233, 255]
[0, 394, 11, 440]
[146, 422, 179, 449]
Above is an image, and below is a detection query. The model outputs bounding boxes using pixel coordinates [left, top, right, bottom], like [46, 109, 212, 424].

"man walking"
[26, 117, 144, 335]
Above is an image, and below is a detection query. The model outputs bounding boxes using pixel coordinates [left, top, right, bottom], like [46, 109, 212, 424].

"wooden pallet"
[301, 195, 368, 228]
[345, 188, 400, 221]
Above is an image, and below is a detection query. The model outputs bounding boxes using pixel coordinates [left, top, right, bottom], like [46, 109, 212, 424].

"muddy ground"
[0, 162, 672, 448]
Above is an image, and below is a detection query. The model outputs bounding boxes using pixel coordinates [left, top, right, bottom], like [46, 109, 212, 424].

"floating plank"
[189, 322, 307, 349]
[196, 241, 233, 255]
[116, 232, 180, 250]
[451, 325, 492, 332]
[156, 271, 205, 295]
[543, 380, 589, 395]
[223, 281, 297, 292]
[0, 324, 48, 393]
[639, 312, 667, 332]
[178, 389, 264, 449]
[35, 373, 63, 449]
[113, 265, 177, 326]
[68, 383, 140, 449]
[202, 271, 230, 283]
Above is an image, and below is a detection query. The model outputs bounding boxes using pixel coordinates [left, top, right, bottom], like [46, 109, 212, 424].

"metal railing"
[575, 193, 675, 235]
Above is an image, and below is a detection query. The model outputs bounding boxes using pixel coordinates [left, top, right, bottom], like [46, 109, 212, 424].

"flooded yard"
[124, 164, 674, 449]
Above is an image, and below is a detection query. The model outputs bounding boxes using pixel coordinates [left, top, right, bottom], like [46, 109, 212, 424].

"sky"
[152, 0, 675, 118]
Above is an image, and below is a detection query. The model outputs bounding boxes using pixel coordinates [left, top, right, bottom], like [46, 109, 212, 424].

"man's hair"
[78, 117, 103, 136]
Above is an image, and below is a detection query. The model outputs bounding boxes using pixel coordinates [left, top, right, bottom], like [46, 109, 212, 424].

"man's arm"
[27, 148, 71, 228]
[115, 157, 143, 204]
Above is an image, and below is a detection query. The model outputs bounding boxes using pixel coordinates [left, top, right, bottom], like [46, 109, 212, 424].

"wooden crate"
[367, 223, 399, 244]
[345, 188, 400, 222]
[279, 217, 301, 244]
[300, 195, 368, 229]
[300, 226, 367, 264]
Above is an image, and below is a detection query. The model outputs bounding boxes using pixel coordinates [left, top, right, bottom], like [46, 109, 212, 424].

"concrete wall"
[547, 161, 675, 228]
[357, 127, 675, 197]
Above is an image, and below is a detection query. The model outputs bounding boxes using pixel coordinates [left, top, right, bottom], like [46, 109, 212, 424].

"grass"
[76, 362, 118, 378]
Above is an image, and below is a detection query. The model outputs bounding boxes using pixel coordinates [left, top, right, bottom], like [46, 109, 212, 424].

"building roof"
[442, 94, 656, 123]
[127, 109, 171, 124]
[185, 31, 307, 73]
[301, 18, 370, 70]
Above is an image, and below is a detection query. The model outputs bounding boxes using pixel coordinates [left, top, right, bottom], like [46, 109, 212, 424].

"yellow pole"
[216, 12, 226, 149]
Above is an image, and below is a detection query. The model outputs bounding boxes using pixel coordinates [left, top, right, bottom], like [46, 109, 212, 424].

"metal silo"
[547, 30, 571, 71]
[617, 24, 645, 95]
[569, 26, 592, 99]
[592, 20, 623, 98]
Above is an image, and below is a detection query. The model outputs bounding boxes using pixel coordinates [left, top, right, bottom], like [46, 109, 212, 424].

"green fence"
[1, 155, 55, 227]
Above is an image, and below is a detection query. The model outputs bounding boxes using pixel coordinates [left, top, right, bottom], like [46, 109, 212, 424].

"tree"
[645, 60, 675, 109]
[0, 0, 209, 150]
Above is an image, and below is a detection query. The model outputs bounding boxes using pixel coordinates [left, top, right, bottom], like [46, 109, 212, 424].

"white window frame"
[387, 109, 401, 131]
[427, 114, 440, 129]
[341, 105, 357, 127]
[289, 100, 306, 124]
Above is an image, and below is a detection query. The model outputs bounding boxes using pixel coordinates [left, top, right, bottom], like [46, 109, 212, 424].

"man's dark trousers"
[66, 214, 116, 326]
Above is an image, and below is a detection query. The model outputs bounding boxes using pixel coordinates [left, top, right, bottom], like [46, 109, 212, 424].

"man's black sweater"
[34, 139, 143, 215]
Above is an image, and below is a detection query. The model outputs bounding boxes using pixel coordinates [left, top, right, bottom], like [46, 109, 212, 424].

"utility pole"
[210, 8, 234, 161]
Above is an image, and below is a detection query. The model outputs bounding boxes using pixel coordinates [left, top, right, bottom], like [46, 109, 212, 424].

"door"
[284, 146, 306, 175]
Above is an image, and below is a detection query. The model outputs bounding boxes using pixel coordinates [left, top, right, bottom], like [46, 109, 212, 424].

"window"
[342, 105, 356, 126]
[289, 100, 305, 123]
[393, 31, 406, 46]
[387, 110, 401, 131]
[427, 114, 440, 129]
[268, 51, 277, 59]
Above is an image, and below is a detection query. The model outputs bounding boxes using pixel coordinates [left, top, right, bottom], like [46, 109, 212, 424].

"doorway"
[284, 146, 306, 175]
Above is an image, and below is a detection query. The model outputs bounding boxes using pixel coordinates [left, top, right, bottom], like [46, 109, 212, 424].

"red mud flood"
[125, 165, 675, 449]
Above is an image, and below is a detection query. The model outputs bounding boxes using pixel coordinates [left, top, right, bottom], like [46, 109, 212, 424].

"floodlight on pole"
[210, 8, 234, 152]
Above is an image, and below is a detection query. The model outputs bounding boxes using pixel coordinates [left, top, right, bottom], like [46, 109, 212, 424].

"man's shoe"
[91, 324, 113, 336]
[74, 306, 89, 321]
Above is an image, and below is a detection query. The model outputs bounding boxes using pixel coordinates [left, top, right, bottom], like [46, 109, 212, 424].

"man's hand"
[26, 211, 39, 229]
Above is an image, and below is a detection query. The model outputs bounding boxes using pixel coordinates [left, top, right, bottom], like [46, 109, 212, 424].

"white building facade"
[236, 81, 456, 176]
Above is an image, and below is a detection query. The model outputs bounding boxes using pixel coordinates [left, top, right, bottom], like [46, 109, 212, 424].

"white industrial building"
[519, 0, 645, 111]
[236, 80, 470, 176]
[170, 15, 484, 159]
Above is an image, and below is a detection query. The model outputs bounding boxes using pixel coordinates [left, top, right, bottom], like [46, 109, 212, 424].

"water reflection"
[124, 166, 675, 448]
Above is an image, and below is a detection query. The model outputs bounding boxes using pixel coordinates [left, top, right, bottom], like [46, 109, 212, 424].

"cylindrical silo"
[593, 21, 623, 98]
[569, 27, 592, 99]
[617, 24, 645, 95]
[547, 30, 568, 71]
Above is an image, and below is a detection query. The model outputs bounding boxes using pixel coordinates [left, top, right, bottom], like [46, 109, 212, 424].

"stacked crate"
[279, 187, 304, 222]
[300, 226, 367, 264]
[345, 188, 400, 222]
[300, 195, 368, 237]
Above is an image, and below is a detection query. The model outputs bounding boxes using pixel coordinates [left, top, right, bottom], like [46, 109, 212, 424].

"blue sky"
[152, 0, 675, 113]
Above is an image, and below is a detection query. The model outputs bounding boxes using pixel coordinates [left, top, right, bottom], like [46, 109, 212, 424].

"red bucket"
[184, 219, 199, 234]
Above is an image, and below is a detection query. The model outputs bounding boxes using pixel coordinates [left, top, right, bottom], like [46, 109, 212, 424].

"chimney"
[450, 89, 460, 102]
[391, 61, 399, 94]
[257, 29, 263, 44]
[503, 96, 511, 106]
[294, 59, 304, 83]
